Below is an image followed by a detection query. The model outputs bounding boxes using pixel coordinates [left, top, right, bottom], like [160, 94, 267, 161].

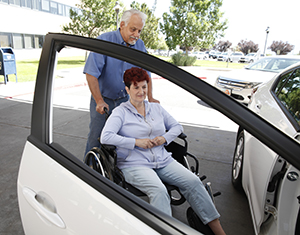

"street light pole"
[263, 27, 270, 56]
[114, 1, 120, 30]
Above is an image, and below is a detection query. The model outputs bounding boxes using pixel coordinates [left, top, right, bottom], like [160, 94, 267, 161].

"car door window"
[275, 68, 300, 128]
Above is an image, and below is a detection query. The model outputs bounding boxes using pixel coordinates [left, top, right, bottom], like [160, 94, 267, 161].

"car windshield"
[245, 57, 300, 72]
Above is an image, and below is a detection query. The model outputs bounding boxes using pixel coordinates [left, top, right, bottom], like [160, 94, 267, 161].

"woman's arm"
[100, 108, 136, 149]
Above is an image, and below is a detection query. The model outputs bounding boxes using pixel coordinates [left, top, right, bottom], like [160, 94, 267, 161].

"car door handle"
[22, 187, 66, 229]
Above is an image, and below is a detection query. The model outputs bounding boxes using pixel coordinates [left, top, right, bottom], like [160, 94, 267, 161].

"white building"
[0, 0, 80, 59]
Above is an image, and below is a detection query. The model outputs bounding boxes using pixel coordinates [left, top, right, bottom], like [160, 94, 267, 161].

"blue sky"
[122, 0, 300, 54]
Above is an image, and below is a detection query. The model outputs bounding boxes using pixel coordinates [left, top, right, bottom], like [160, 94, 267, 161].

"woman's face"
[126, 80, 148, 104]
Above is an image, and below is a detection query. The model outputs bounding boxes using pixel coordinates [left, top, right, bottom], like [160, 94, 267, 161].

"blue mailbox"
[0, 47, 17, 84]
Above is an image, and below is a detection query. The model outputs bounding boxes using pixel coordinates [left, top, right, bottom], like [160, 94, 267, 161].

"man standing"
[83, 9, 158, 156]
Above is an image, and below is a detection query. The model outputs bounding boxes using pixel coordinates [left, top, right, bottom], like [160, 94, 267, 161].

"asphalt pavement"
[0, 67, 255, 235]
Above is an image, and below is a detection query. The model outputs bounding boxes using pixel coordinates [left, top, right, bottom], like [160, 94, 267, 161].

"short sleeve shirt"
[83, 29, 148, 100]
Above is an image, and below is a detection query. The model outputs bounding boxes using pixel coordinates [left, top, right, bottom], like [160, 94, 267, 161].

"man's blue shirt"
[83, 29, 148, 100]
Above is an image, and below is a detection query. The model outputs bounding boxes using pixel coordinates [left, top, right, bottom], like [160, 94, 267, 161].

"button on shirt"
[83, 29, 148, 100]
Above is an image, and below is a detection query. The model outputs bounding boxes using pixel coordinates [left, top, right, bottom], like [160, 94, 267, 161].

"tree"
[237, 40, 259, 55]
[215, 40, 232, 52]
[160, 0, 227, 54]
[130, 1, 160, 49]
[61, 0, 119, 38]
[269, 41, 295, 55]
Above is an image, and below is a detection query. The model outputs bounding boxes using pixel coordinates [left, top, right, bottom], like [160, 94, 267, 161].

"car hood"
[218, 68, 277, 83]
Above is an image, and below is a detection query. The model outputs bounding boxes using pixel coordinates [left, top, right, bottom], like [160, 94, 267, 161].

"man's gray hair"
[121, 9, 147, 26]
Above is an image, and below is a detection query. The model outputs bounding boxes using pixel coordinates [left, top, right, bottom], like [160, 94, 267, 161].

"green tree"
[61, 0, 119, 38]
[130, 1, 160, 49]
[160, 0, 227, 54]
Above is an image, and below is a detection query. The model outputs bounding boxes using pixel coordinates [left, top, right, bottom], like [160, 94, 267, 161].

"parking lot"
[0, 67, 255, 234]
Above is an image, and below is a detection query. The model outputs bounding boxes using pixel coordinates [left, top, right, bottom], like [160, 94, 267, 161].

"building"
[0, 0, 80, 59]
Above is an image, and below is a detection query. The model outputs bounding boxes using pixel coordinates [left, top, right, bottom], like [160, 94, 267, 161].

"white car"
[239, 53, 264, 63]
[192, 51, 207, 60]
[217, 52, 230, 62]
[215, 56, 300, 105]
[232, 62, 300, 235]
[228, 52, 244, 63]
[17, 33, 300, 235]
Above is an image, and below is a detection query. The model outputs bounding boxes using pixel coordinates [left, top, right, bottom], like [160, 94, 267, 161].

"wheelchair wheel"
[186, 207, 214, 235]
[84, 147, 114, 181]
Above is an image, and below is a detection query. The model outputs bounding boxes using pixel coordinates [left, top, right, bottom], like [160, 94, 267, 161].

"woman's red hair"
[123, 67, 150, 88]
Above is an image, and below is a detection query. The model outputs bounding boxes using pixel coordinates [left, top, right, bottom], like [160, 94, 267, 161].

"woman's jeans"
[84, 95, 128, 157]
[122, 160, 220, 225]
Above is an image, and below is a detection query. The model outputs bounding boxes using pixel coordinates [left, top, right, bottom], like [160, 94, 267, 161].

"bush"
[171, 52, 197, 66]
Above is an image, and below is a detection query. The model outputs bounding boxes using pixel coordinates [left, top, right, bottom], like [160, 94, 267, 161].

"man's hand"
[96, 101, 109, 114]
[148, 97, 160, 103]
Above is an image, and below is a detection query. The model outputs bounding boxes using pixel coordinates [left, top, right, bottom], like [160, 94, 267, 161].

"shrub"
[171, 52, 197, 66]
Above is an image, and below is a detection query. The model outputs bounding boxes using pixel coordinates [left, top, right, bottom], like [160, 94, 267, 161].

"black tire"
[187, 207, 214, 234]
[231, 131, 244, 190]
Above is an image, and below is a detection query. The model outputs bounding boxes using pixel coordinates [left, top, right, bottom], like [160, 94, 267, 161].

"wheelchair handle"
[103, 107, 109, 120]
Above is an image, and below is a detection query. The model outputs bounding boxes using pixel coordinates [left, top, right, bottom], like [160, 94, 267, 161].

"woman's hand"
[151, 136, 166, 146]
[135, 139, 154, 149]
[135, 136, 166, 149]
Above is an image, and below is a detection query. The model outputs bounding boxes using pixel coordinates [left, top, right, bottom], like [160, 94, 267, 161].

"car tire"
[231, 131, 244, 191]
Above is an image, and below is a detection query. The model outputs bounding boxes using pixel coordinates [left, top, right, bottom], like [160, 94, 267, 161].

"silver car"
[215, 56, 300, 105]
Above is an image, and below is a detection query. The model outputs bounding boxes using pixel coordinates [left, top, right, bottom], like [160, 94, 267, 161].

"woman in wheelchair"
[100, 67, 226, 235]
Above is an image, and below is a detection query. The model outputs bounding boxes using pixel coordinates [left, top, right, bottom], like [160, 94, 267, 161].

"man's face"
[120, 14, 144, 45]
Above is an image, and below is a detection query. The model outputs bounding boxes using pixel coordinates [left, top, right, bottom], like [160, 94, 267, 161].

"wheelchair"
[84, 133, 221, 234]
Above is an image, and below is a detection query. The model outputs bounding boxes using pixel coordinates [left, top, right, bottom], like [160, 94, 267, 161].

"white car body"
[215, 56, 300, 104]
[217, 52, 230, 62]
[232, 62, 300, 234]
[228, 52, 244, 63]
[239, 53, 264, 63]
[192, 51, 207, 60]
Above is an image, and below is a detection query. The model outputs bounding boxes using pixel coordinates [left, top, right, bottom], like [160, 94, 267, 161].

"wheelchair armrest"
[178, 133, 187, 139]
[102, 144, 116, 152]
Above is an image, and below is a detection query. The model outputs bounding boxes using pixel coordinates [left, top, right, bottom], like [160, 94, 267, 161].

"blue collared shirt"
[83, 29, 148, 100]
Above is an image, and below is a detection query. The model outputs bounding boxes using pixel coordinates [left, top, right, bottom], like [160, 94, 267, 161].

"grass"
[7, 55, 244, 83]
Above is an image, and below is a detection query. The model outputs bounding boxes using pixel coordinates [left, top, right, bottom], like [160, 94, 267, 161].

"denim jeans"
[84, 95, 128, 157]
[121, 160, 220, 224]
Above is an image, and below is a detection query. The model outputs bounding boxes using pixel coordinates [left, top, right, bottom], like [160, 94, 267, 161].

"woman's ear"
[125, 86, 130, 94]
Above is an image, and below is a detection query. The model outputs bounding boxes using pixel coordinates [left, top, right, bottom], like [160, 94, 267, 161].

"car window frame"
[271, 66, 300, 132]
[29, 33, 300, 228]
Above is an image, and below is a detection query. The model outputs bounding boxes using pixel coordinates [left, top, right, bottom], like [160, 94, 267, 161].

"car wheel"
[232, 131, 244, 190]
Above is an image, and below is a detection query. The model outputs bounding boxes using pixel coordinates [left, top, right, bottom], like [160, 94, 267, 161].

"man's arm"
[86, 73, 108, 114]
[147, 77, 160, 103]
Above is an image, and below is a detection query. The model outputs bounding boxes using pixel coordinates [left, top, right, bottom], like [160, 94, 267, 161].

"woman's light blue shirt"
[101, 101, 183, 169]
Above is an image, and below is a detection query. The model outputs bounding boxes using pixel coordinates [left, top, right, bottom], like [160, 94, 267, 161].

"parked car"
[192, 51, 207, 60]
[217, 52, 230, 62]
[232, 62, 300, 235]
[209, 50, 217, 59]
[239, 53, 264, 63]
[228, 52, 244, 63]
[17, 33, 300, 235]
[215, 56, 300, 105]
